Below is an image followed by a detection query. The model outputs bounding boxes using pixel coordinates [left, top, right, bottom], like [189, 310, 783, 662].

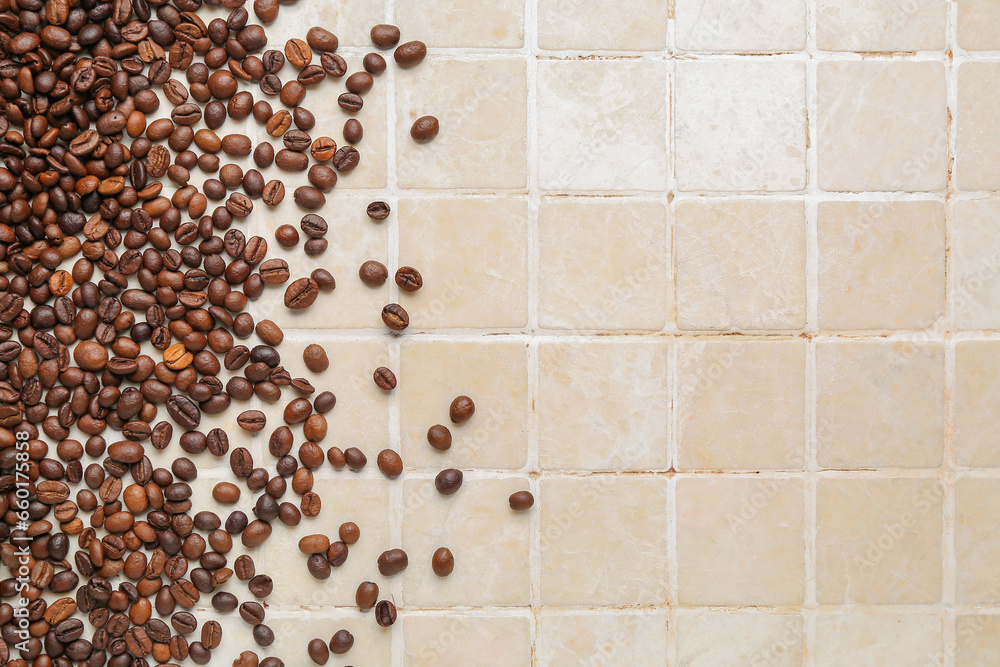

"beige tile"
[955, 342, 1000, 467]
[256, 337, 390, 450]
[816, 478, 943, 604]
[814, 614, 942, 666]
[817, 200, 946, 329]
[676, 477, 805, 605]
[541, 476, 667, 605]
[258, 477, 392, 607]
[255, 194, 389, 329]
[537, 61, 667, 192]
[676, 613, 805, 667]
[958, 0, 1000, 49]
[265, 611, 391, 666]
[675, 199, 806, 330]
[954, 200, 1000, 329]
[538, 611, 669, 666]
[398, 340, 528, 469]
[402, 478, 531, 607]
[537, 0, 668, 51]
[956, 477, 1000, 603]
[397, 197, 529, 329]
[816, 341, 944, 469]
[675, 60, 806, 192]
[674, 0, 807, 52]
[816, 0, 947, 51]
[817, 62, 948, 191]
[396, 0, 524, 48]
[677, 341, 806, 471]
[403, 614, 531, 666]
[538, 198, 670, 330]
[396, 58, 527, 189]
[957, 63, 1000, 191]
[538, 341, 669, 471]
[957, 616, 1000, 665]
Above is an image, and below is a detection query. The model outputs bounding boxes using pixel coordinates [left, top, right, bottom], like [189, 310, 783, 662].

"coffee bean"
[230, 447, 254, 478]
[338, 93, 364, 113]
[344, 119, 364, 144]
[355, 581, 379, 611]
[373, 367, 397, 390]
[411, 116, 440, 143]
[326, 541, 348, 567]
[284, 38, 312, 67]
[293, 186, 326, 211]
[314, 391, 337, 413]
[435, 468, 463, 495]
[239, 601, 266, 625]
[303, 344, 329, 373]
[364, 52, 387, 74]
[212, 482, 241, 504]
[344, 447, 367, 472]
[395, 41, 427, 67]
[312, 269, 337, 292]
[381, 303, 409, 330]
[359, 260, 388, 287]
[375, 600, 397, 627]
[395, 266, 423, 291]
[330, 629, 354, 655]
[377, 548, 408, 576]
[252, 623, 274, 647]
[308, 637, 330, 665]
[509, 491, 534, 511]
[167, 394, 201, 429]
[427, 424, 452, 450]
[376, 449, 403, 478]
[450, 395, 476, 423]
[367, 201, 390, 220]
[284, 278, 320, 309]
[332, 146, 360, 172]
[275, 224, 299, 248]
[371, 24, 401, 49]
[320, 52, 347, 77]
[432, 547, 455, 577]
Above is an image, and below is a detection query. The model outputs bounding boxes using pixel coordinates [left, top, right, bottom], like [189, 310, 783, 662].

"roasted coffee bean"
[248, 574, 273, 598]
[355, 581, 378, 611]
[395, 40, 427, 67]
[359, 260, 388, 287]
[395, 266, 423, 292]
[330, 629, 354, 655]
[377, 548, 408, 576]
[166, 394, 201, 429]
[450, 395, 476, 423]
[284, 39, 312, 67]
[300, 214, 328, 238]
[339, 522, 360, 545]
[376, 449, 403, 478]
[432, 547, 455, 577]
[302, 344, 329, 373]
[364, 52, 387, 74]
[343, 119, 364, 145]
[411, 116, 440, 143]
[371, 24, 401, 49]
[239, 601, 265, 625]
[332, 146, 360, 172]
[373, 367, 397, 390]
[274, 225, 299, 248]
[509, 491, 534, 511]
[320, 52, 347, 77]
[435, 468, 464, 495]
[338, 93, 363, 113]
[381, 304, 409, 330]
[293, 186, 326, 210]
[367, 201, 390, 220]
[252, 623, 274, 647]
[284, 278, 319, 309]
[308, 637, 330, 665]
[344, 447, 367, 472]
[427, 424, 452, 451]
[375, 600, 397, 627]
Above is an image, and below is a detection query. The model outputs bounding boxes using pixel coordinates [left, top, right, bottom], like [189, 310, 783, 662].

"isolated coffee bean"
[410, 116, 439, 143]
[435, 468, 463, 495]
[427, 425, 452, 451]
[394, 41, 427, 67]
[450, 395, 476, 423]
[432, 547, 455, 577]
[371, 24, 401, 49]
[381, 304, 409, 330]
[509, 491, 534, 511]
[395, 266, 423, 292]
[377, 548, 408, 576]
[359, 261, 388, 287]
[373, 367, 397, 390]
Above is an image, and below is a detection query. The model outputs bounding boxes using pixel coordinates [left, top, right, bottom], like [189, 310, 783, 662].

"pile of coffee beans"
[0, 0, 534, 664]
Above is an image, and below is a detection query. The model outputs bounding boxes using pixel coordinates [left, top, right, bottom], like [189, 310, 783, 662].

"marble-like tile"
[955, 342, 1000, 467]
[538, 197, 669, 330]
[402, 478, 531, 606]
[403, 614, 532, 666]
[396, 0, 524, 48]
[259, 0, 385, 47]
[676, 477, 805, 605]
[397, 197, 529, 329]
[954, 200, 1000, 329]
[397, 58, 527, 189]
[816, 341, 944, 468]
[817, 61, 948, 191]
[537, 60, 668, 192]
[817, 200, 946, 329]
[674, 0, 807, 52]
[265, 610, 392, 666]
[675, 613, 805, 667]
[675, 199, 806, 330]
[541, 476, 667, 605]
[957, 615, 1000, 665]
[675, 61, 806, 192]
[816, 478, 943, 604]
[957, 63, 1000, 191]
[537, 0, 668, 51]
[816, 0, 947, 51]
[814, 614, 943, 666]
[956, 477, 1000, 603]
[677, 341, 806, 471]
[538, 611, 669, 666]
[958, 0, 1000, 50]
[538, 341, 670, 471]
[398, 340, 528, 469]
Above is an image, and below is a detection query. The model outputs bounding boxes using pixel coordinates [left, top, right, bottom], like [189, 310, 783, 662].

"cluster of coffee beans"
[0, 0, 534, 665]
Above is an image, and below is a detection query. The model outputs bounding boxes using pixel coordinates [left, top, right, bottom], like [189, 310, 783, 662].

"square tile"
[537, 0, 668, 51]
[677, 341, 806, 471]
[402, 478, 531, 607]
[817, 200, 946, 329]
[816, 0, 946, 51]
[675, 199, 806, 330]
[676, 477, 805, 605]
[674, 0, 807, 52]
[814, 614, 942, 666]
[675, 60, 807, 192]
[955, 201, 1000, 329]
[816, 478, 943, 604]
[537, 60, 667, 192]
[538, 341, 670, 471]
[676, 613, 805, 667]
[956, 477, 1000, 603]
[955, 342, 1000, 467]
[958, 0, 1000, 50]
[398, 340, 528, 469]
[816, 341, 944, 468]
[538, 197, 669, 330]
[540, 476, 667, 605]
[397, 58, 527, 189]
[403, 614, 531, 666]
[257, 337, 391, 450]
[957, 63, 1000, 191]
[255, 194, 389, 329]
[397, 196, 529, 329]
[396, 0, 524, 48]
[957, 616, 1000, 665]
[265, 611, 391, 666]
[817, 62, 948, 191]
[259, 477, 392, 607]
[538, 611, 669, 666]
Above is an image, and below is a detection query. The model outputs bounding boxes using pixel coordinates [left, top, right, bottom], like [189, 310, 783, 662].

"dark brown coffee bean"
[332, 146, 360, 172]
[359, 260, 388, 287]
[167, 395, 201, 429]
[435, 468, 463, 495]
[355, 581, 378, 611]
[284, 278, 319, 309]
[395, 41, 427, 67]
[344, 119, 364, 145]
[375, 600, 397, 627]
[432, 547, 455, 577]
[346, 72, 374, 95]
[338, 93, 363, 113]
[293, 186, 326, 210]
[371, 24, 401, 49]
[411, 116, 440, 143]
[366, 201, 390, 220]
[303, 344, 329, 373]
[308, 637, 330, 665]
[450, 395, 476, 423]
[381, 304, 409, 330]
[427, 424, 452, 451]
[364, 52, 387, 74]
[395, 266, 423, 292]
[329, 629, 354, 655]
[373, 367, 396, 390]
[320, 52, 347, 77]
[344, 447, 367, 472]
[509, 491, 534, 511]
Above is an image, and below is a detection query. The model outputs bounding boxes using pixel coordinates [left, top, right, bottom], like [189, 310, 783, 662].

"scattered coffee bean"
[450, 395, 476, 423]
[359, 260, 388, 287]
[432, 547, 455, 577]
[395, 266, 423, 291]
[411, 116, 440, 143]
[303, 344, 329, 373]
[373, 367, 397, 390]
[435, 469, 464, 496]
[382, 303, 410, 330]
[427, 425, 453, 451]
[509, 491, 535, 511]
